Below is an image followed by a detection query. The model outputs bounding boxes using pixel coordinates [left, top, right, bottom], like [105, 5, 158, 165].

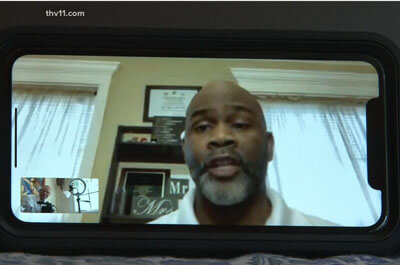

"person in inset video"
[21, 185, 55, 213]
[151, 80, 335, 225]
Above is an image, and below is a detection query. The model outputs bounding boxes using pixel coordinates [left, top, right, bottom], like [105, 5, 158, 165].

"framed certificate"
[143, 86, 200, 122]
[120, 168, 170, 198]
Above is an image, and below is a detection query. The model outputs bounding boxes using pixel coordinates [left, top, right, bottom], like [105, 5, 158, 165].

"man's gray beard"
[197, 171, 254, 206]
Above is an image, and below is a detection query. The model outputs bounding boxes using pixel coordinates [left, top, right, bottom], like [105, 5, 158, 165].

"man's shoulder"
[21, 194, 39, 212]
[267, 188, 337, 226]
[21, 194, 37, 203]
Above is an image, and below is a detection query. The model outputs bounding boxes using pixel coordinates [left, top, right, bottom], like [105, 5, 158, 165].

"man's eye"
[232, 123, 249, 130]
[194, 124, 211, 132]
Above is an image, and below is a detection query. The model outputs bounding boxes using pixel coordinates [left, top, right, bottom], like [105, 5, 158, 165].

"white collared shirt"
[149, 188, 336, 226]
[21, 194, 43, 213]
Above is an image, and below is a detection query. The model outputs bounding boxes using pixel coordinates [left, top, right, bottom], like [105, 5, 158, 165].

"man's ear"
[266, 132, 274, 162]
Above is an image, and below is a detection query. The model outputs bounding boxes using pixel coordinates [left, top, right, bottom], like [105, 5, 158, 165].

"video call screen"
[11, 55, 381, 227]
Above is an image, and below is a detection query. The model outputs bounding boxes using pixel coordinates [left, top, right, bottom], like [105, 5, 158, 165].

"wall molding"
[232, 67, 379, 99]
[13, 58, 119, 87]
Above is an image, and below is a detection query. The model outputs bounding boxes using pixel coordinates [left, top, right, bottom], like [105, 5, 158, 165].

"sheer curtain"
[11, 86, 95, 222]
[261, 98, 381, 226]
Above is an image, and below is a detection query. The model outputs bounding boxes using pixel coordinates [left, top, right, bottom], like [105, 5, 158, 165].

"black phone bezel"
[0, 27, 399, 257]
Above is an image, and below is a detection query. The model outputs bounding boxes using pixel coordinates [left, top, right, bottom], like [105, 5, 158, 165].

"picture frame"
[119, 168, 170, 197]
[143, 86, 200, 122]
[117, 168, 172, 220]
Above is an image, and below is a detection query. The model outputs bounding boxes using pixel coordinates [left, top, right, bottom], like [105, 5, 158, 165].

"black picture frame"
[119, 168, 171, 222]
[119, 168, 170, 198]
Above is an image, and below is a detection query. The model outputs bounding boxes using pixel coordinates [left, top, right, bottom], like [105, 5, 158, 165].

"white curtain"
[261, 99, 381, 226]
[11, 86, 95, 222]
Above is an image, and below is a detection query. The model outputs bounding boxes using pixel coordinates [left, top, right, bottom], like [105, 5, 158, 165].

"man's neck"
[194, 190, 271, 225]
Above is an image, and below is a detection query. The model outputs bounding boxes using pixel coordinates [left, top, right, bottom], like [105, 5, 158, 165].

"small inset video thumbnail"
[20, 177, 99, 213]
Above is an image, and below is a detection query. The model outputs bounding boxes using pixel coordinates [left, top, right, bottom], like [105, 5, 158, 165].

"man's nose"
[207, 124, 236, 149]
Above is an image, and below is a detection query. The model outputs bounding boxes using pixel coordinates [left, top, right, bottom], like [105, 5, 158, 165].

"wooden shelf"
[101, 126, 185, 223]
[117, 142, 185, 163]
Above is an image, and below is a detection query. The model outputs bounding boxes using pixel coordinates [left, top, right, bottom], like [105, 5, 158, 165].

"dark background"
[0, 2, 399, 48]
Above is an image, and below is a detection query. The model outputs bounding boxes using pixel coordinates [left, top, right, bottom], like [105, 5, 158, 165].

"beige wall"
[28, 55, 377, 222]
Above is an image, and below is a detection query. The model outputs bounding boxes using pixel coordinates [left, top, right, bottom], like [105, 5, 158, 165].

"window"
[261, 98, 380, 226]
[11, 57, 119, 222]
[12, 86, 96, 221]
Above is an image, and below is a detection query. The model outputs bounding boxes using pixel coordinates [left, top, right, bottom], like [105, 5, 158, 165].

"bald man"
[151, 81, 334, 226]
